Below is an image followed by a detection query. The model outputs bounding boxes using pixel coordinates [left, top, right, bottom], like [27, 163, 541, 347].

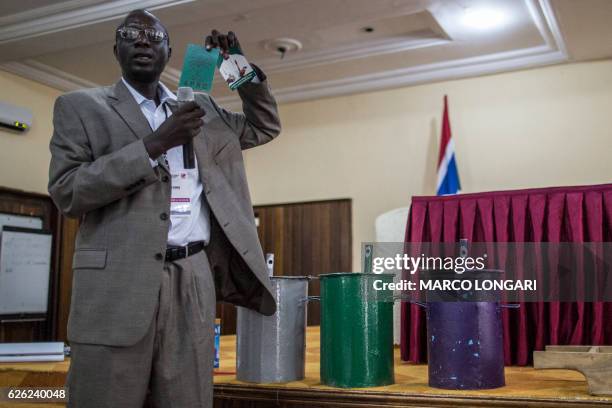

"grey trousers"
[66, 250, 216, 408]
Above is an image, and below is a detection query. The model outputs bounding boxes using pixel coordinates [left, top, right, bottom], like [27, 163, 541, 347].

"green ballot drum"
[318, 273, 395, 388]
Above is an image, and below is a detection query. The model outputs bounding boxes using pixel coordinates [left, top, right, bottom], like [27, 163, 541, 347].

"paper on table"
[0, 354, 64, 363]
[0, 342, 64, 362]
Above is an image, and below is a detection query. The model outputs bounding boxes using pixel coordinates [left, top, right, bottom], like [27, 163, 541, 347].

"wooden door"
[217, 199, 352, 334]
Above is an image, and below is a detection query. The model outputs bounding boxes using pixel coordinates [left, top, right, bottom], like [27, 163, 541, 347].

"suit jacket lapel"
[108, 80, 151, 140]
[108, 80, 170, 174]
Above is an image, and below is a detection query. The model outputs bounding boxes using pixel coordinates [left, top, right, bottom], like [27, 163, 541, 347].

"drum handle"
[301, 296, 320, 303]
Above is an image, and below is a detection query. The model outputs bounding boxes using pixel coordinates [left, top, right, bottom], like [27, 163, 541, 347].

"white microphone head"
[177, 87, 194, 102]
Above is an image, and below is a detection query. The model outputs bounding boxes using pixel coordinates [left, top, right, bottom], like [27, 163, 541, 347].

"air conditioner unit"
[0, 101, 33, 132]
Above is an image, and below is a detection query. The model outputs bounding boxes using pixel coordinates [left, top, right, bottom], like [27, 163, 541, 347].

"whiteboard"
[0, 227, 52, 315]
[0, 213, 43, 232]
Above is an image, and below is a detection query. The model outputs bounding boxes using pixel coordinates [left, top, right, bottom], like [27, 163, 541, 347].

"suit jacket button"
[155, 253, 164, 261]
[161, 175, 169, 182]
[160, 213, 168, 221]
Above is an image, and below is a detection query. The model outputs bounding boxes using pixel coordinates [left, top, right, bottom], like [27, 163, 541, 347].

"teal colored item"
[214, 320, 220, 368]
[179, 44, 219, 92]
[319, 273, 395, 388]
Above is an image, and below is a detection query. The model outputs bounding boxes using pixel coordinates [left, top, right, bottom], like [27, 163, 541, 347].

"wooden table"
[1, 327, 611, 407]
[215, 327, 611, 407]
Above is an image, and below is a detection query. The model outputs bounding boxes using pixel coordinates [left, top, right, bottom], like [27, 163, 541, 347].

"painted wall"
[243, 60, 612, 270]
[0, 70, 61, 194]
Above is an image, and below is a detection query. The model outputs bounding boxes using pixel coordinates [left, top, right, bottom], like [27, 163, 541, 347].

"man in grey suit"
[48, 9, 279, 408]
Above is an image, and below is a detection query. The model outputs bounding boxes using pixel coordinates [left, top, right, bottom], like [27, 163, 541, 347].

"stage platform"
[1, 327, 610, 407]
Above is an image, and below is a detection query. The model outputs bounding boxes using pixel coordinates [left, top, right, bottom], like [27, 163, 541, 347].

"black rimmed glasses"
[116, 26, 168, 43]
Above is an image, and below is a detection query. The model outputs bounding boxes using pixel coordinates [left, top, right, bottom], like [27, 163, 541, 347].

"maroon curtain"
[400, 183, 612, 366]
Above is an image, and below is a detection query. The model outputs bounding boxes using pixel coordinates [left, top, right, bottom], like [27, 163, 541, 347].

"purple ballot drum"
[417, 269, 513, 390]
[425, 302, 505, 389]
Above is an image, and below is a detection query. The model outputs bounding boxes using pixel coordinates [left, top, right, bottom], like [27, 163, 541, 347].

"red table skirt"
[400, 183, 612, 365]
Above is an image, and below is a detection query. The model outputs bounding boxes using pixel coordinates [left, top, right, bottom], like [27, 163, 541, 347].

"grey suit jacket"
[48, 79, 280, 346]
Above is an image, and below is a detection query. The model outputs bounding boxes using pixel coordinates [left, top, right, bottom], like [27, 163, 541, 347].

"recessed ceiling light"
[462, 8, 508, 30]
[362, 27, 375, 33]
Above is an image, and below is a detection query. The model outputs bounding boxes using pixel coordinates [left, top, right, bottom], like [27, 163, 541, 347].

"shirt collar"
[121, 77, 176, 106]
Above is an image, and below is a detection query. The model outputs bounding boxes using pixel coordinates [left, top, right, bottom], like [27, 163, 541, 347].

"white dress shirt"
[121, 78, 210, 246]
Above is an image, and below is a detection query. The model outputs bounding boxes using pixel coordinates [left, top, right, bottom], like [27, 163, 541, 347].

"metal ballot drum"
[416, 269, 512, 390]
[236, 276, 309, 383]
[319, 273, 395, 388]
[425, 302, 506, 389]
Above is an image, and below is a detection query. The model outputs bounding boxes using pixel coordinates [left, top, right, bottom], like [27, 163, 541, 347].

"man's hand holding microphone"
[143, 100, 205, 161]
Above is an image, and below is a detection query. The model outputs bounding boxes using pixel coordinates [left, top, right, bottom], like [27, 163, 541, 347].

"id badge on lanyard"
[170, 168, 196, 218]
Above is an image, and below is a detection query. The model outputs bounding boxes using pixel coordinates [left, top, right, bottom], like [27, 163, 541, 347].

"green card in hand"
[178, 44, 219, 92]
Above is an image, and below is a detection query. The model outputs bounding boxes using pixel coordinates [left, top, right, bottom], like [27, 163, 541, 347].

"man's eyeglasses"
[116, 26, 168, 43]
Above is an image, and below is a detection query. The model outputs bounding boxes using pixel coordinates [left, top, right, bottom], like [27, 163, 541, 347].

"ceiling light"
[264, 38, 302, 59]
[461, 8, 508, 30]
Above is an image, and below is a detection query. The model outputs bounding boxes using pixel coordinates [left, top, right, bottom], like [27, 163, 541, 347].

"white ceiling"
[0, 0, 610, 107]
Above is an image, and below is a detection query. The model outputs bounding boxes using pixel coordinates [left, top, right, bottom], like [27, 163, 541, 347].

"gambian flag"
[436, 95, 461, 195]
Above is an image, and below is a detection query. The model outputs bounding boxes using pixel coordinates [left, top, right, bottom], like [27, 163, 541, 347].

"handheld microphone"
[177, 87, 196, 169]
